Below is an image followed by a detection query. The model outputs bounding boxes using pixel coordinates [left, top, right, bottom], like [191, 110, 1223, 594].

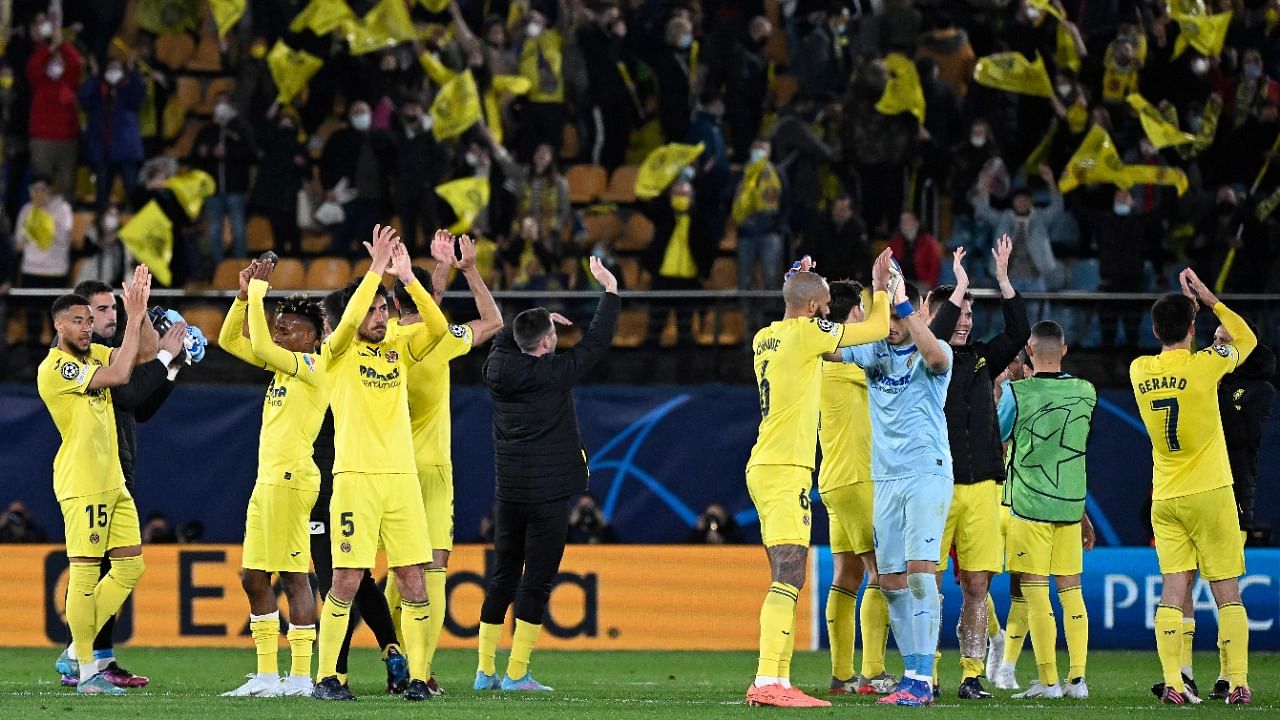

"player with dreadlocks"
[217, 259, 330, 696]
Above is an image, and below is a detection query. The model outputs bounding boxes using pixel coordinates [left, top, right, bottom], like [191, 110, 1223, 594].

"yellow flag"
[1059, 125, 1189, 195]
[417, 0, 450, 10]
[165, 169, 216, 221]
[430, 71, 483, 140]
[267, 41, 325, 105]
[732, 159, 783, 223]
[1055, 22, 1081, 72]
[973, 52, 1054, 98]
[1169, 0, 1208, 15]
[1172, 12, 1232, 59]
[343, 0, 418, 56]
[135, 0, 202, 35]
[634, 143, 705, 200]
[435, 177, 490, 234]
[289, 0, 355, 35]
[1127, 94, 1195, 148]
[493, 75, 533, 96]
[24, 207, 55, 251]
[210, 0, 246, 37]
[120, 201, 175, 286]
[875, 53, 925, 124]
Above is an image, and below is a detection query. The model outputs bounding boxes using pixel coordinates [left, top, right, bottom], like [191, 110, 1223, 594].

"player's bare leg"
[747, 544, 830, 708]
[956, 569, 994, 698]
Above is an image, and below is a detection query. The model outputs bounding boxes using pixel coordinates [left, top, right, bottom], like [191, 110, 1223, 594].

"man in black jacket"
[1214, 322, 1276, 542]
[923, 235, 1029, 699]
[474, 256, 619, 692]
[58, 280, 187, 689]
[319, 101, 397, 257]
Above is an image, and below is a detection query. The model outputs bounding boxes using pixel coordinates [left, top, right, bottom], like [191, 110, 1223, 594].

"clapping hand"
[363, 224, 399, 275]
[430, 228, 456, 266]
[588, 255, 618, 294]
[952, 247, 969, 290]
[389, 239, 413, 282]
[871, 247, 892, 292]
[1180, 267, 1218, 309]
[123, 265, 152, 318]
[456, 234, 478, 270]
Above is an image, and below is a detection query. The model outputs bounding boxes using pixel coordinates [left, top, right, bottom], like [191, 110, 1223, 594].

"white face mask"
[1025, 7, 1041, 21]
[1191, 57, 1209, 76]
[213, 102, 235, 124]
[526, 22, 544, 38]
[970, 133, 987, 147]
[465, 152, 480, 167]
[677, 33, 693, 50]
[47, 61, 64, 80]
[1113, 202, 1132, 216]
[37, 21, 53, 39]
[105, 68, 123, 86]
[103, 214, 120, 232]
[1056, 82, 1072, 97]
[749, 147, 767, 163]
[350, 112, 371, 131]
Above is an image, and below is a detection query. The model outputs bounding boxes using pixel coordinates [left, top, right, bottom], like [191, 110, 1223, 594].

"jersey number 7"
[1150, 398, 1181, 452]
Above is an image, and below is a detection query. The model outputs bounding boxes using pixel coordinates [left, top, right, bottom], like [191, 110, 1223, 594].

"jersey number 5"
[1150, 398, 1181, 452]
[758, 361, 771, 418]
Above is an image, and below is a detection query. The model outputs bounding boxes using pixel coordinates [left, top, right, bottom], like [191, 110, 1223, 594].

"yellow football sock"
[1217, 603, 1249, 689]
[986, 593, 1001, 637]
[401, 600, 431, 681]
[1218, 637, 1230, 682]
[507, 619, 541, 679]
[385, 573, 403, 648]
[336, 672, 348, 686]
[1181, 617, 1196, 676]
[317, 594, 352, 679]
[66, 562, 99, 679]
[1058, 586, 1088, 680]
[94, 555, 144, 633]
[757, 582, 799, 678]
[960, 656, 984, 681]
[1003, 596, 1028, 666]
[1155, 604, 1185, 692]
[250, 613, 280, 676]
[827, 585, 857, 680]
[287, 624, 315, 677]
[859, 584, 889, 677]
[425, 569, 446, 671]
[477, 621, 501, 676]
[1024, 581, 1059, 686]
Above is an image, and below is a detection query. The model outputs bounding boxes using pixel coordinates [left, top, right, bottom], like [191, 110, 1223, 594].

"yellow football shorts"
[418, 462, 455, 553]
[59, 486, 141, 558]
[331, 472, 430, 569]
[747, 465, 814, 548]
[1151, 485, 1245, 581]
[1006, 516, 1082, 577]
[822, 482, 874, 555]
[938, 480, 1003, 573]
[242, 483, 318, 573]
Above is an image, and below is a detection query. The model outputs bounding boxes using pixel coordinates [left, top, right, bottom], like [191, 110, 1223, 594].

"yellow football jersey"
[403, 322, 473, 469]
[1130, 302, 1257, 500]
[37, 344, 125, 501]
[324, 273, 447, 475]
[747, 318, 846, 470]
[817, 360, 872, 493]
[247, 279, 329, 491]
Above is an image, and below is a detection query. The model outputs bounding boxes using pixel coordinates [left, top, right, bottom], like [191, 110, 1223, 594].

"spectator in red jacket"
[888, 211, 942, 290]
[25, 22, 82, 198]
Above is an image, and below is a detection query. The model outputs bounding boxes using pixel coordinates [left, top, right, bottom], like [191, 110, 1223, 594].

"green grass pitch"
[1, 648, 1276, 718]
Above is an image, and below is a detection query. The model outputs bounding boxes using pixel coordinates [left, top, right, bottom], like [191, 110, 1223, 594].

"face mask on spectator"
[970, 132, 987, 147]
[671, 195, 691, 212]
[250, 43, 267, 60]
[749, 147, 767, 163]
[1056, 82, 1072, 98]
[1191, 57, 1209, 76]
[1025, 7, 1041, 21]
[465, 151, 480, 167]
[350, 112, 371, 131]
[1245, 63, 1263, 80]
[1113, 202, 1131, 216]
[214, 101, 236, 124]
[103, 212, 120, 232]
[105, 67, 123, 85]
[1189, 115, 1203, 132]
[38, 21, 53, 39]
[678, 33, 693, 50]
[526, 22, 544, 38]
[47, 61, 64, 80]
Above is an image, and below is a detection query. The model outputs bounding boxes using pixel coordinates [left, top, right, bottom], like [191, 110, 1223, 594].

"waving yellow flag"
[875, 53, 925, 124]
[1127, 94, 1196, 148]
[135, 0, 202, 35]
[634, 143, 705, 200]
[290, 0, 355, 35]
[436, 177, 491, 234]
[210, 0, 246, 37]
[417, 0, 450, 10]
[1059, 125, 1189, 195]
[1172, 12, 1232, 59]
[430, 71, 483, 141]
[973, 52, 1055, 98]
[120, 202, 175, 286]
[165, 169, 217, 221]
[343, 0, 418, 55]
[267, 41, 325, 105]
[24, 207, 56, 251]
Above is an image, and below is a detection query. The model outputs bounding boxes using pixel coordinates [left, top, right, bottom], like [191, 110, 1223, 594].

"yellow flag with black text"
[1172, 12, 1232, 59]
[120, 201, 175, 286]
[290, 0, 355, 35]
[973, 52, 1054, 98]
[165, 169, 216, 221]
[430, 71, 483, 140]
[1127, 94, 1195, 148]
[436, 177, 490, 235]
[209, 0, 246, 37]
[875, 53, 925, 124]
[634, 143, 705, 200]
[1059, 125, 1189, 195]
[267, 41, 325, 105]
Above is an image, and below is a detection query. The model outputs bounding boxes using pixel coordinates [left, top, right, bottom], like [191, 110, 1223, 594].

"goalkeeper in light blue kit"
[833, 269, 954, 707]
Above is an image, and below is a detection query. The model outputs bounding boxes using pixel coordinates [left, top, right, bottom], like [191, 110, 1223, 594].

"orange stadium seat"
[182, 305, 225, 346]
[211, 259, 244, 290]
[617, 257, 650, 291]
[566, 164, 607, 204]
[270, 258, 306, 289]
[561, 123, 579, 160]
[187, 35, 223, 72]
[616, 213, 653, 252]
[581, 212, 622, 246]
[705, 257, 737, 290]
[154, 34, 196, 69]
[611, 309, 649, 348]
[304, 257, 351, 290]
[601, 165, 638, 204]
[246, 216, 273, 252]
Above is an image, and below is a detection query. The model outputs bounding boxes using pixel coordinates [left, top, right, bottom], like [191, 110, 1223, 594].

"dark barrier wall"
[2, 384, 1278, 546]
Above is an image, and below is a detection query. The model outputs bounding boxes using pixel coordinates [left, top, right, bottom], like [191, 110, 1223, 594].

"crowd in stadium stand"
[0, 0, 1278, 316]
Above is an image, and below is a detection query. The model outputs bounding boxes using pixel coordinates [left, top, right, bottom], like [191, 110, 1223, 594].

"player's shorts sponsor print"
[330, 472, 430, 568]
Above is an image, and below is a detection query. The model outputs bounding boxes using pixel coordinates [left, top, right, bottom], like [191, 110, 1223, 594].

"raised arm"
[1183, 268, 1257, 364]
[890, 264, 949, 373]
[330, 225, 397, 356]
[248, 273, 317, 382]
[984, 235, 1031, 374]
[555, 257, 620, 384]
[219, 262, 263, 366]
[929, 248, 969, 340]
[455, 234, 504, 344]
[837, 248, 892, 347]
[90, 266, 151, 390]
[393, 238, 448, 360]
[448, 1, 483, 58]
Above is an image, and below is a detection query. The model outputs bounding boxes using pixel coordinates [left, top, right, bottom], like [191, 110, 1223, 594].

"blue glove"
[163, 309, 207, 364]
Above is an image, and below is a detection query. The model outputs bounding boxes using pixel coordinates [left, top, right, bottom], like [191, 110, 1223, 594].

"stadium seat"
[71, 211, 94, 251]
[566, 164, 607, 204]
[301, 230, 330, 255]
[556, 324, 583, 349]
[774, 73, 799, 108]
[719, 225, 737, 252]
[270, 258, 306, 290]
[616, 213, 654, 252]
[304, 257, 350, 290]
[695, 309, 745, 346]
[246, 216, 273, 252]
[197, 77, 235, 114]
[167, 120, 201, 158]
[561, 123, 579, 160]
[187, 35, 223, 72]
[174, 76, 201, 110]
[211, 259, 245, 290]
[155, 34, 196, 70]
[601, 165, 639, 204]
[705, 257, 737, 290]
[182, 305, 225, 346]
[582, 212, 622, 245]
[617, 257, 650, 290]
[350, 258, 372, 278]
[612, 309, 649, 348]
